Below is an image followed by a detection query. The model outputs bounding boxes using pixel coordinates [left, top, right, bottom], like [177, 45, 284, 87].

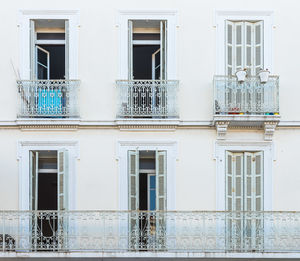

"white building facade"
[0, 0, 300, 260]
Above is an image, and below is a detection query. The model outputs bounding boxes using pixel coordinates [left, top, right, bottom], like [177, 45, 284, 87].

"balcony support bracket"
[264, 121, 278, 141]
[216, 121, 230, 140]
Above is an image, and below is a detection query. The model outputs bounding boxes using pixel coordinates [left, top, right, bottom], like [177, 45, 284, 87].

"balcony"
[1, 211, 300, 254]
[17, 80, 80, 118]
[116, 80, 179, 119]
[213, 75, 280, 139]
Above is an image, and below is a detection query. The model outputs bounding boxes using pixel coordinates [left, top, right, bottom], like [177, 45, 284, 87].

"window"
[30, 19, 69, 80]
[30, 149, 69, 211]
[128, 20, 167, 80]
[226, 21, 263, 75]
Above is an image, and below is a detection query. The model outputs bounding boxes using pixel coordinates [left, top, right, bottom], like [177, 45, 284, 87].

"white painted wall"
[0, 0, 299, 212]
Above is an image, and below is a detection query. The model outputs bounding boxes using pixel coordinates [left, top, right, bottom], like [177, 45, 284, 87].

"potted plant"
[235, 68, 247, 83]
[258, 68, 270, 84]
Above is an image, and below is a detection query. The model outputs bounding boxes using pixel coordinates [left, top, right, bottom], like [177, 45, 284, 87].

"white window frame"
[214, 140, 274, 211]
[117, 140, 177, 210]
[18, 10, 80, 79]
[215, 10, 274, 75]
[117, 10, 178, 80]
[17, 140, 79, 210]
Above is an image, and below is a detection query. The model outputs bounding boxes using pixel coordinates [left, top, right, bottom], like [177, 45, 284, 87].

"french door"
[225, 151, 264, 251]
[30, 149, 69, 250]
[128, 150, 167, 250]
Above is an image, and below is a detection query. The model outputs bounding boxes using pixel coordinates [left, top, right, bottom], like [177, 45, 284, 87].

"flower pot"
[235, 70, 247, 83]
[258, 70, 270, 84]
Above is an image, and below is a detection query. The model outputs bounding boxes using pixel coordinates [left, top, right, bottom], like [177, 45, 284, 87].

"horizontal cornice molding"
[0, 119, 298, 129]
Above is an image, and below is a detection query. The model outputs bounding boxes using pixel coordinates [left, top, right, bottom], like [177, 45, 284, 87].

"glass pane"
[37, 64, 48, 80]
[150, 190, 156, 210]
[37, 48, 48, 66]
[150, 175, 156, 189]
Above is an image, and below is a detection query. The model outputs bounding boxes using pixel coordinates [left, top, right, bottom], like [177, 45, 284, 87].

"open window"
[128, 20, 167, 80]
[30, 149, 69, 250]
[30, 19, 69, 80]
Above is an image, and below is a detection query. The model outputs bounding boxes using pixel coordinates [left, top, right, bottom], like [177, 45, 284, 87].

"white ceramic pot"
[258, 70, 270, 84]
[235, 70, 247, 82]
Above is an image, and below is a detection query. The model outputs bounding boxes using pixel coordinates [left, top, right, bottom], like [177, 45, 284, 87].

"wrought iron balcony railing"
[116, 80, 179, 118]
[1, 211, 300, 252]
[17, 80, 80, 118]
[214, 76, 279, 115]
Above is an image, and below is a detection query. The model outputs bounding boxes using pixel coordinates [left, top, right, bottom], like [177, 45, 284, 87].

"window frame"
[18, 10, 79, 80]
[117, 10, 178, 80]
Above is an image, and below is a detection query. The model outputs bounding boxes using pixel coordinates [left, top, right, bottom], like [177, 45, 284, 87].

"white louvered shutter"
[128, 150, 139, 210]
[254, 21, 263, 75]
[225, 151, 234, 211]
[30, 20, 36, 80]
[30, 151, 39, 210]
[226, 21, 234, 75]
[226, 21, 263, 76]
[253, 151, 263, 211]
[160, 20, 167, 80]
[226, 152, 244, 211]
[128, 20, 133, 80]
[226, 151, 244, 250]
[244, 152, 264, 211]
[156, 150, 167, 211]
[65, 20, 69, 79]
[57, 149, 69, 211]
